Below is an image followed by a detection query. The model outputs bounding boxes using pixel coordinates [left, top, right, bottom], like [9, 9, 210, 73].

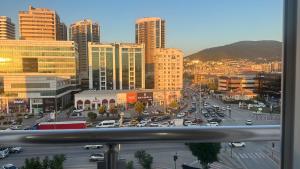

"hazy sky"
[1, 0, 283, 55]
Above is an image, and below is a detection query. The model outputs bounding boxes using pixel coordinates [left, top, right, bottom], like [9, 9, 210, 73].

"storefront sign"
[13, 99, 24, 104]
[137, 92, 153, 102]
[126, 92, 137, 103]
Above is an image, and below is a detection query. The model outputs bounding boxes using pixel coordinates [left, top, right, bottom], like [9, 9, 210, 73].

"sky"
[0, 0, 283, 56]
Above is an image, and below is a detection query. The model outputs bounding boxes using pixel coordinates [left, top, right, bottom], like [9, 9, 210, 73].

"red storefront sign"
[127, 92, 137, 103]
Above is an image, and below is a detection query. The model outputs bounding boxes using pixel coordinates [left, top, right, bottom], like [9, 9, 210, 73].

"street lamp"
[173, 152, 178, 169]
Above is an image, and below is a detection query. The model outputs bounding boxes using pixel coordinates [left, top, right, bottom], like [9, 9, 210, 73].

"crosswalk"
[233, 152, 268, 159]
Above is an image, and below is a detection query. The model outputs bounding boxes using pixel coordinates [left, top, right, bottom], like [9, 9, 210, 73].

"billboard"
[126, 92, 137, 104]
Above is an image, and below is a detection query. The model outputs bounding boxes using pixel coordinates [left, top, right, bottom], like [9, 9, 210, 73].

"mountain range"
[185, 40, 282, 62]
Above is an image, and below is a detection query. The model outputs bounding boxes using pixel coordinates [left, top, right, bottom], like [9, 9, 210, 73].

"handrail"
[0, 125, 280, 145]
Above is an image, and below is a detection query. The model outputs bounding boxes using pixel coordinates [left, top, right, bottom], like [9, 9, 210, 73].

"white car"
[160, 122, 170, 127]
[0, 148, 9, 159]
[9, 147, 23, 153]
[84, 145, 103, 149]
[206, 122, 219, 126]
[150, 122, 160, 127]
[89, 153, 104, 161]
[245, 120, 253, 125]
[2, 164, 18, 169]
[9, 125, 22, 130]
[137, 122, 147, 127]
[184, 121, 192, 126]
[177, 113, 185, 118]
[221, 107, 226, 111]
[228, 142, 246, 148]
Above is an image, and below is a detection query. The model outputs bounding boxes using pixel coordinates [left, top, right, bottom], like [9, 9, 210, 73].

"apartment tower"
[0, 16, 15, 40]
[135, 17, 165, 89]
[19, 5, 65, 40]
[69, 19, 100, 89]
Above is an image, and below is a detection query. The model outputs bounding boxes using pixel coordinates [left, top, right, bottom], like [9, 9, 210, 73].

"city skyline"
[0, 0, 283, 55]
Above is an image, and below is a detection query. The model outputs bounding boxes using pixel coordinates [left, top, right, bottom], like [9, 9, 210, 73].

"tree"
[187, 143, 221, 169]
[169, 101, 179, 109]
[16, 117, 23, 124]
[126, 161, 134, 169]
[134, 101, 145, 116]
[134, 150, 153, 169]
[98, 105, 106, 116]
[87, 112, 97, 121]
[109, 106, 118, 117]
[22, 154, 66, 169]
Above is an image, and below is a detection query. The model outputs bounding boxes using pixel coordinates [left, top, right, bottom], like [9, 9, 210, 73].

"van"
[0, 147, 9, 159]
[96, 120, 116, 128]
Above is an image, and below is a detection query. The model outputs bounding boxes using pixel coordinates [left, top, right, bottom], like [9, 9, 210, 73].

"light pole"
[173, 152, 178, 169]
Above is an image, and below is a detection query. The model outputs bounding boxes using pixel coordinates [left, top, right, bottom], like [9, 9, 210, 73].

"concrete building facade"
[0, 16, 15, 40]
[69, 19, 100, 88]
[135, 17, 165, 89]
[153, 48, 183, 91]
[19, 5, 65, 40]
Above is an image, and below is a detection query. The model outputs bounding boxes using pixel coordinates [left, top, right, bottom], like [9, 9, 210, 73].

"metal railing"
[0, 125, 280, 145]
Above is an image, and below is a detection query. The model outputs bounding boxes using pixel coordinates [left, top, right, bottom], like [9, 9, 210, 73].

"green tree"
[134, 101, 145, 116]
[134, 150, 153, 169]
[126, 161, 134, 169]
[98, 105, 106, 116]
[22, 154, 66, 169]
[187, 143, 221, 169]
[49, 154, 66, 169]
[87, 112, 97, 121]
[169, 101, 179, 109]
[109, 105, 118, 117]
[16, 117, 23, 124]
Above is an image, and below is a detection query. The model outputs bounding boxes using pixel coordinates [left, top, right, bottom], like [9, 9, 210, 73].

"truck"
[37, 121, 87, 130]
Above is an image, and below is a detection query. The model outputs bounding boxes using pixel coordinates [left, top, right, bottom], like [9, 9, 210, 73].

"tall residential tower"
[0, 16, 15, 40]
[135, 17, 165, 89]
[69, 19, 100, 89]
[19, 5, 66, 40]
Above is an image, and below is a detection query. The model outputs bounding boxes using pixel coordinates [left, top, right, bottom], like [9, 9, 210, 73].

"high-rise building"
[59, 22, 68, 40]
[135, 17, 165, 89]
[69, 19, 100, 88]
[0, 40, 79, 114]
[0, 16, 15, 40]
[153, 48, 183, 90]
[19, 5, 65, 40]
[88, 43, 145, 90]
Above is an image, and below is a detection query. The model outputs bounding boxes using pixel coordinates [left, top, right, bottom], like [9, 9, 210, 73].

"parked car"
[228, 142, 246, 148]
[176, 113, 185, 118]
[89, 153, 104, 161]
[208, 118, 222, 123]
[0, 148, 9, 159]
[8, 146, 23, 153]
[183, 121, 192, 126]
[160, 122, 170, 127]
[245, 120, 253, 125]
[9, 125, 22, 130]
[96, 120, 116, 128]
[187, 123, 198, 127]
[137, 122, 147, 127]
[2, 164, 18, 169]
[84, 145, 103, 149]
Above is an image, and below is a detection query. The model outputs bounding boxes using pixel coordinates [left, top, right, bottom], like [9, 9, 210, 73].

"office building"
[69, 19, 100, 88]
[88, 43, 145, 90]
[19, 5, 65, 40]
[0, 16, 15, 40]
[153, 48, 183, 90]
[135, 17, 165, 89]
[0, 40, 78, 114]
[218, 75, 259, 92]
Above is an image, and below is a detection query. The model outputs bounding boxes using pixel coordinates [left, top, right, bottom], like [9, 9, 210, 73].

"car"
[96, 120, 116, 128]
[89, 153, 104, 161]
[228, 142, 246, 148]
[24, 115, 29, 119]
[221, 107, 226, 111]
[8, 147, 23, 153]
[0, 148, 9, 159]
[245, 120, 253, 125]
[227, 105, 231, 110]
[176, 113, 185, 118]
[136, 122, 147, 127]
[217, 112, 225, 117]
[84, 145, 103, 149]
[150, 122, 160, 127]
[160, 122, 170, 127]
[2, 164, 18, 169]
[187, 123, 198, 127]
[9, 125, 22, 130]
[184, 121, 192, 126]
[203, 113, 210, 118]
[208, 118, 222, 123]
[206, 122, 219, 126]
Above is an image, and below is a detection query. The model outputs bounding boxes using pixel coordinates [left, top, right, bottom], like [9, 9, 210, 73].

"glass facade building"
[0, 40, 78, 114]
[88, 43, 145, 90]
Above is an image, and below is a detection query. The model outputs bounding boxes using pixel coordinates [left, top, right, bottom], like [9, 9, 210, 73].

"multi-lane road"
[0, 88, 281, 169]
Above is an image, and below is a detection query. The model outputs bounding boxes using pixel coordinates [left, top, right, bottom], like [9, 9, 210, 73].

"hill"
[185, 40, 282, 62]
